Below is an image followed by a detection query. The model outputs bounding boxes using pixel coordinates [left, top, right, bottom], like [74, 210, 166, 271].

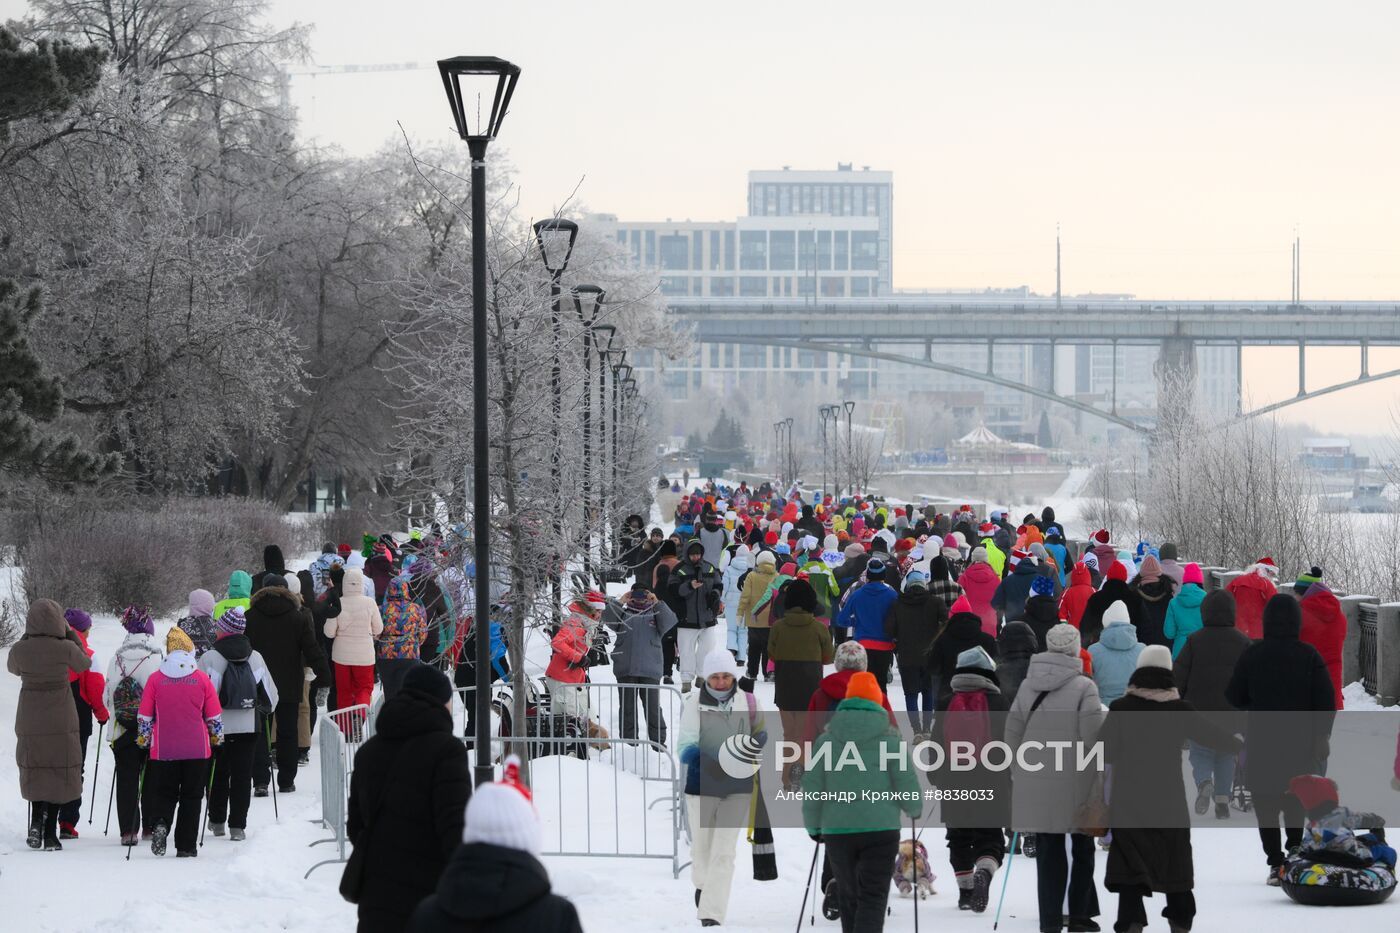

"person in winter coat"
[924, 555, 963, 612]
[1295, 569, 1347, 710]
[883, 570, 946, 735]
[992, 555, 1041, 624]
[925, 596, 999, 709]
[375, 576, 428, 699]
[721, 544, 754, 664]
[1058, 562, 1095, 629]
[324, 567, 385, 714]
[931, 646, 1010, 912]
[544, 592, 605, 722]
[737, 549, 779, 683]
[9, 599, 93, 851]
[105, 607, 163, 845]
[246, 575, 330, 794]
[633, 527, 666, 591]
[198, 607, 279, 841]
[53, 609, 108, 839]
[1087, 601, 1145, 707]
[802, 671, 922, 930]
[1080, 562, 1145, 648]
[679, 650, 766, 926]
[1004, 623, 1105, 933]
[996, 619, 1038, 702]
[406, 560, 450, 664]
[1225, 594, 1337, 882]
[958, 547, 1001, 637]
[1174, 590, 1250, 820]
[366, 542, 396, 602]
[137, 627, 223, 857]
[1021, 575, 1061, 650]
[213, 570, 253, 622]
[1226, 557, 1278, 640]
[1157, 543, 1185, 586]
[408, 755, 582, 933]
[671, 539, 725, 689]
[803, 548, 842, 623]
[1129, 554, 1176, 649]
[176, 589, 217, 658]
[652, 539, 683, 680]
[1099, 646, 1243, 933]
[1162, 563, 1207, 659]
[836, 558, 900, 692]
[696, 511, 729, 569]
[605, 584, 679, 744]
[767, 579, 834, 775]
[348, 665, 471, 933]
[834, 542, 870, 597]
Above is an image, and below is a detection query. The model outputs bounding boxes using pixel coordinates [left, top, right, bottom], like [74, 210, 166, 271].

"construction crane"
[276, 61, 432, 114]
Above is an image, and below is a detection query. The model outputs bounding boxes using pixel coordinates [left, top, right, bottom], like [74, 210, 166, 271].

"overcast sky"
[9, 0, 1400, 435]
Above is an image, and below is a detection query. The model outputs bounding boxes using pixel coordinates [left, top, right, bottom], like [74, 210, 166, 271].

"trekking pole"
[809, 840, 821, 926]
[103, 762, 117, 835]
[992, 832, 1018, 930]
[88, 721, 104, 824]
[795, 839, 820, 933]
[267, 718, 279, 821]
[200, 754, 218, 847]
[911, 812, 919, 933]
[125, 762, 146, 862]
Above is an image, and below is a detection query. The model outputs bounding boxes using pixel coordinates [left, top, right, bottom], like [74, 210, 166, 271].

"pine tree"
[0, 280, 118, 484]
[1036, 410, 1054, 448]
[0, 25, 106, 143]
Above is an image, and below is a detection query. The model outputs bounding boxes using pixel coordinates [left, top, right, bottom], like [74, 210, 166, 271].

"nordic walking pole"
[125, 762, 146, 862]
[993, 831, 1018, 930]
[103, 762, 117, 835]
[810, 840, 820, 926]
[795, 838, 820, 933]
[267, 717, 279, 820]
[912, 811, 919, 933]
[88, 721, 104, 823]
[200, 753, 218, 847]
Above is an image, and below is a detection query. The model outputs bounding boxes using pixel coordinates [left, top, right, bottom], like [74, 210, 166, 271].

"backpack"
[943, 690, 993, 755]
[112, 655, 149, 729]
[219, 657, 261, 712]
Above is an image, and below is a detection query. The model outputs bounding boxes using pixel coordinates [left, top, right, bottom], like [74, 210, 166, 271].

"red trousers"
[334, 663, 375, 718]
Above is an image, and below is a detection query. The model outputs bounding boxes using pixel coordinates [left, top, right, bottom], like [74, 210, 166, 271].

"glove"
[808, 832, 823, 843]
[679, 746, 700, 767]
[315, 688, 330, 708]
[753, 730, 768, 748]
[209, 732, 223, 747]
[97, 716, 109, 726]
[135, 733, 149, 749]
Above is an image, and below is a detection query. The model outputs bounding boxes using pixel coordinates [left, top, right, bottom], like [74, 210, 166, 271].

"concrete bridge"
[667, 297, 1400, 433]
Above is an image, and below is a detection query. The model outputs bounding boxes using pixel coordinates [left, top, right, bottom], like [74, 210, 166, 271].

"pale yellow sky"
[8, 0, 1400, 434]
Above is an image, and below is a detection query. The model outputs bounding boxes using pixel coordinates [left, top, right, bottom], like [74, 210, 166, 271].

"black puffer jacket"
[1131, 577, 1176, 648]
[1175, 590, 1251, 730]
[409, 842, 583, 933]
[243, 586, 330, 703]
[924, 612, 998, 707]
[1080, 579, 1145, 647]
[995, 619, 1038, 700]
[883, 588, 946, 670]
[348, 688, 472, 933]
[1021, 594, 1060, 650]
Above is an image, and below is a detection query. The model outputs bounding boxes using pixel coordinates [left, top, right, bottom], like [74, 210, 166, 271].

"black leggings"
[112, 730, 156, 836]
[1253, 792, 1304, 867]
[745, 629, 771, 680]
[208, 733, 257, 829]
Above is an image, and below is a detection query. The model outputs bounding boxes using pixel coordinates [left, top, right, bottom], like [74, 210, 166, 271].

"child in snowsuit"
[137, 627, 223, 857]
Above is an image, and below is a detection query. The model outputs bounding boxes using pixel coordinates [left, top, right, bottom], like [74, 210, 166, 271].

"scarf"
[1124, 685, 1180, 703]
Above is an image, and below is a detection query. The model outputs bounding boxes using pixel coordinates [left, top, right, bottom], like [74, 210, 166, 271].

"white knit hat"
[462, 756, 541, 856]
[701, 648, 742, 680]
[1101, 600, 1131, 626]
[1135, 645, 1173, 671]
[1046, 623, 1081, 656]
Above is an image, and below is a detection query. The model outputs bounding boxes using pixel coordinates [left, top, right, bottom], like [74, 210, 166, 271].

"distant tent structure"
[951, 423, 1051, 466]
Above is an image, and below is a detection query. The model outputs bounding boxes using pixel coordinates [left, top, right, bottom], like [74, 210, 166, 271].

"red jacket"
[69, 630, 110, 723]
[1226, 571, 1276, 640]
[1299, 584, 1346, 710]
[1058, 563, 1095, 629]
[544, 606, 592, 685]
[802, 669, 895, 746]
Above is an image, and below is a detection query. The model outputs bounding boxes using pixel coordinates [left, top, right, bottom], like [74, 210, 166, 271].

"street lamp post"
[772, 421, 784, 487]
[783, 416, 794, 491]
[843, 399, 856, 497]
[818, 404, 837, 500]
[574, 286, 605, 582]
[592, 323, 617, 579]
[438, 54, 519, 788]
[611, 359, 631, 558]
[531, 218, 578, 631]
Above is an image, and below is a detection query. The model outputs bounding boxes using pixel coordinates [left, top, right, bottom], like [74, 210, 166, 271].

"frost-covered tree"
[0, 23, 104, 148]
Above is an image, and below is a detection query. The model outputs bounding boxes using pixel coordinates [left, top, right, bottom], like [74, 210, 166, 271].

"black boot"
[27, 803, 44, 849]
[958, 888, 974, 910]
[822, 880, 840, 920]
[41, 803, 62, 851]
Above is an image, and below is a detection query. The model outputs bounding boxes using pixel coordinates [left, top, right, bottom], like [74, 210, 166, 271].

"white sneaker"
[210, 822, 226, 837]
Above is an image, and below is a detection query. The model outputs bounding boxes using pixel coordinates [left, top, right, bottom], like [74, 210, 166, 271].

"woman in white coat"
[324, 567, 383, 714]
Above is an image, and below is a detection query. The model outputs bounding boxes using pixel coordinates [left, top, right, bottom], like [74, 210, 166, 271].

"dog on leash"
[893, 838, 937, 898]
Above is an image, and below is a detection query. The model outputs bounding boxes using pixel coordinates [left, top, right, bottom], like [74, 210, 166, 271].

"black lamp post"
[842, 399, 856, 497]
[573, 285, 605, 580]
[773, 421, 785, 486]
[607, 356, 630, 560]
[438, 54, 519, 788]
[783, 416, 795, 490]
[592, 324, 617, 578]
[532, 218, 578, 630]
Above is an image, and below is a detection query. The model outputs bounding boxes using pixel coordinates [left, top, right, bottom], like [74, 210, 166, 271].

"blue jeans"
[1187, 741, 1236, 796]
[726, 615, 748, 663]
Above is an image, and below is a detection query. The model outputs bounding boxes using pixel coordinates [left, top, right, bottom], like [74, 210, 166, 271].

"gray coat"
[604, 591, 679, 680]
[1004, 652, 1105, 833]
[8, 599, 92, 803]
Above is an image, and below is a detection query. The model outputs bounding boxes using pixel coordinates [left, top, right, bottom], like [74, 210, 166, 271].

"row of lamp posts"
[438, 55, 640, 786]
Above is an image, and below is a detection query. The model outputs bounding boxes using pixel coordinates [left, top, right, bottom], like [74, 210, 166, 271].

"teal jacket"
[1163, 583, 1206, 659]
[801, 697, 922, 835]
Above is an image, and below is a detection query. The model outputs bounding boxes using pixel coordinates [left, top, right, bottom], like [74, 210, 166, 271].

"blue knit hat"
[1030, 575, 1055, 597]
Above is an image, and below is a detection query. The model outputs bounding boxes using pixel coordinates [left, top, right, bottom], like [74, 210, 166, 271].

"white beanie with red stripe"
[462, 755, 541, 856]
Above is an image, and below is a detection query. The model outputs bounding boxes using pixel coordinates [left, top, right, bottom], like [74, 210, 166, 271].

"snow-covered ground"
[3, 540, 1398, 930]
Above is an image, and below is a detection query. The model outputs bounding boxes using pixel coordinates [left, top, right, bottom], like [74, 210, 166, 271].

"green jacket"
[801, 697, 922, 835]
[767, 609, 835, 664]
[802, 563, 842, 619]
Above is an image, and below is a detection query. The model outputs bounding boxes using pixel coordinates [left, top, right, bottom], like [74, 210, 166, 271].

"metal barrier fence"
[1359, 603, 1380, 695]
[305, 703, 369, 878]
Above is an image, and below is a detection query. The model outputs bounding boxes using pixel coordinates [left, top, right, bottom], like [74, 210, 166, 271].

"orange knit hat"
[845, 671, 883, 705]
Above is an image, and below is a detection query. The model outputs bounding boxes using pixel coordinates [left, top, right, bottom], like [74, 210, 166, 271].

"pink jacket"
[957, 562, 1002, 636]
[138, 653, 223, 761]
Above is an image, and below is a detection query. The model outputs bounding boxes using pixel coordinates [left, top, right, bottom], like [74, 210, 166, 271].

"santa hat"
[337, 543, 353, 558]
[1251, 556, 1279, 577]
[1010, 547, 1033, 565]
[584, 590, 608, 611]
[463, 755, 542, 855]
[978, 522, 996, 536]
[894, 538, 914, 553]
[949, 595, 973, 615]
[1092, 529, 1111, 545]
